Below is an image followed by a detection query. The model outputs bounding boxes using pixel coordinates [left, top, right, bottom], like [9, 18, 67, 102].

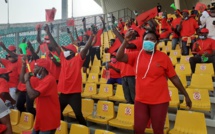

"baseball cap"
[62, 44, 77, 53]
[35, 59, 50, 72]
[200, 28, 209, 33]
[8, 45, 16, 51]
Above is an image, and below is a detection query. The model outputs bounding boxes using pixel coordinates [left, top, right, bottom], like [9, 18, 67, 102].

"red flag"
[108, 38, 121, 53]
[195, 2, 207, 12]
[45, 8, 56, 22]
[67, 19, 75, 26]
[136, 7, 158, 26]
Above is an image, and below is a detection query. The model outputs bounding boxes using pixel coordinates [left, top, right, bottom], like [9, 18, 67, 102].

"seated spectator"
[104, 53, 122, 85]
[0, 98, 12, 134]
[189, 28, 215, 73]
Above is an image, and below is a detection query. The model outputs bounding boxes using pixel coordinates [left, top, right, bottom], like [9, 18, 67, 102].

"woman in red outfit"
[116, 30, 192, 134]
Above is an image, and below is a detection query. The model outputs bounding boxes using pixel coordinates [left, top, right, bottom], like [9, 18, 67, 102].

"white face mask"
[199, 35, 206, 40]
[63, 51, 71, 58]
[184, 17, 189, 20]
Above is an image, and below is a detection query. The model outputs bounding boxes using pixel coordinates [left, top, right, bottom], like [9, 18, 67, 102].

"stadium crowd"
[1, 1, 215, 134]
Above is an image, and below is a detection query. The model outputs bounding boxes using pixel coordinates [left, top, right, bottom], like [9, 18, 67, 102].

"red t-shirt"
[118, 21, 125, 33]
[40, 43, 49, 55]
[17, 61, 36, 92]
[109, 62, 122, 78]
[93, 29, 103, 47]
[129, 38, 143, 51]
[78, 36, 83, 41]
[0, 59, 19, 88]
[127, 50, 176, 104]
[192, 38, 215, 55]
[46, 51, 61, 80]
[86, 30, 92, 36]
[58, 53, 85, 94]
[33, 74, 60, 131]
[180, 17, 199, 37]
[0, 78, 9, 94]
[172, 17, 182, 38]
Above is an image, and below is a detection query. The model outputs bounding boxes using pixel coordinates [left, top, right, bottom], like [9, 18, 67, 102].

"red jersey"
[127, 50, 176, 104]
[58, 53, 85, 94]
[93, 29, 103, 47]
[171, 17, 182, 38]
[180, 17, 199, 37]
[109, 62, 122, 78]
[192, 38, 215, 55]
[33, 74, 60, 131]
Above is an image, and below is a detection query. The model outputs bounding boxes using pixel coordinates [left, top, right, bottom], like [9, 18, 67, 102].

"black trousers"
[16, 91, 36, 116]
[189, 55, 215, 73]
[122, 76, 136, 104]
[90, 47, 101, 63]
[59, 93, 86, 126]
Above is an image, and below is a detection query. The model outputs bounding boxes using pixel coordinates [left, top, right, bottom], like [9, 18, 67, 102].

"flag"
[136, 7, 158, 26]
[195, 2, 207, 12]
[108, 38, 121, 53]
[45, 8, 56, 22]
[67, 19, 75, 26]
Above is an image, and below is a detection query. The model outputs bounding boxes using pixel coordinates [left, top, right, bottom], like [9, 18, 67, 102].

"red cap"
[200, 28, 209, 33]
[44, 35, 49, 40]
[183, 9, 189, 13]
[27, 49, 32, 56]
[35, 59, 50, 72]
[8, 45, 16, 51]
[0, 68, 11, 75]
[62, 44, 77, 53]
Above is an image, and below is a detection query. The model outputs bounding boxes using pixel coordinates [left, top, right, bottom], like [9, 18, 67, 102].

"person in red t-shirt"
[171, 10, 182, 50]
[44, 24, 95, 126]
[105, 53, 122, 85]
[190, 28, 215, 73]
[0, 68, 16, 107]
[118, 18, 125, 33]
[178, 9, 199, 55]
[24, 59, 60, 134]
[116, 30, 192, 134]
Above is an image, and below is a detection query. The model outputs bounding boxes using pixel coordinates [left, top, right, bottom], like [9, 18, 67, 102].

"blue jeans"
[182, 39, 196, 55]
[172, 38, 180, 50]
[32, 129, 56, 134]
[107, 78, 122, 84]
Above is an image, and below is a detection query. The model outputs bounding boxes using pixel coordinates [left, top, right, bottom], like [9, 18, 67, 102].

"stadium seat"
[68, 99, 94, 119]
[82, 73, 87, 84]
[90, 66, 101, 74]
[102, 53, 110, 62]
[188, 74, 214, 91]
[92, 84, 113, 100]
[169, 56, 177, 66]
[145, 114, 169, 134]
[169, 110, 207, 134]
[195, 63, 214, 76]
[168, 87, 180, 108]
[95, 129, 115, 134]
[175, 63, 192, 76]
[12, 112, 34, 134]
[81, 83, 97, 98]
[180, 55, 192, 64]
[62, 105, 73, 117]
[108, 103, 134, 130]
[10, 109, 20, 126]
[109, 85, 126, 103]
[169, 50, 181, 59]
[157, 42, 165, 50]
[87, 73, 99, 83]
[69, 124, 90, 134]
[180, 88, 211, 112]
[163, 42, 172, 53]
[168, 74, 187, 88]
[97, 77, 108, 84]
[55, 121, 68, 134]
[87, 101, 115, 125]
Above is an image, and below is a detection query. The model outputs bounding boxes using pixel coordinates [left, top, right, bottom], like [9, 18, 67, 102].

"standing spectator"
[171, 10, 182, 50]
[116, 30, 192, 134]
[200, 4, 215, 40]
[189, 28, 215, 73]
[24, 59, 60, 134]
[178, 10, 199, 55]
[118, 18, 125, 33]
[44, 24, 96, 126]
[0, 98, 12, 134]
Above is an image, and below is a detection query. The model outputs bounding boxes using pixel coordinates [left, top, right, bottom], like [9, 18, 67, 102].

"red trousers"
[134, 101, 169, 134]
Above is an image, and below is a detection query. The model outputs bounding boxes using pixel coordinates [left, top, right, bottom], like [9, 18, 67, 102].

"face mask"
[36, 67, 43, 79]
[184, 17, 188, 20]
[143, 41, 156, 52]
[199, 35, 206, 40]
[63, 51, 71, 58]
[111, 58, 117, 63]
